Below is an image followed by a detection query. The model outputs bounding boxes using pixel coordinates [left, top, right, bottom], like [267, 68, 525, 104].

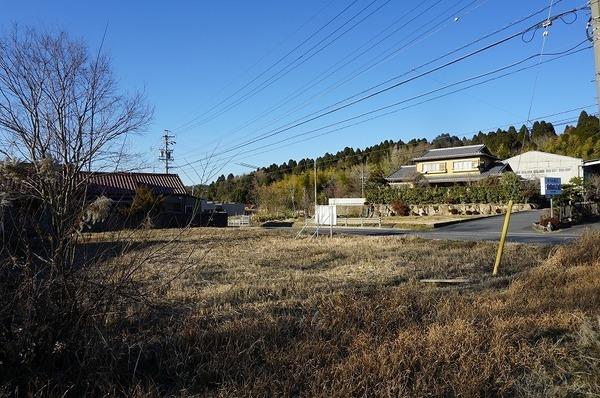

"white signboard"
[540, 177, 562, 196]
[315, 205, 337, 226]
[328, 198, 366, 206]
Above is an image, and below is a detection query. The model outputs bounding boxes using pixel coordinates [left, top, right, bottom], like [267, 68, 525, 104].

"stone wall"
[374, 203, 534, 217]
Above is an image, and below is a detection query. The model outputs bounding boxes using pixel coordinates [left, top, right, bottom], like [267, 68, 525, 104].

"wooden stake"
[493, 200, 513, 276]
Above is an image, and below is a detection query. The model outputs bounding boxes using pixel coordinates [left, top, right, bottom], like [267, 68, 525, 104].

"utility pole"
[314, 158, 319, 237]
[361, 156, 367, 198]
[314, 158, 317, 209]
[314, 158, 318, 208]
[159, 130, 175, 174]
[590, 0, 600, 115]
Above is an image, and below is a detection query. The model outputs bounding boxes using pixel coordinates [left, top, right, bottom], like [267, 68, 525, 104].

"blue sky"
[1, 0, 596, 183]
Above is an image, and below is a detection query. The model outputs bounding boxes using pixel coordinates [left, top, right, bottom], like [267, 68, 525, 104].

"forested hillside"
[199, 111, 600, 212]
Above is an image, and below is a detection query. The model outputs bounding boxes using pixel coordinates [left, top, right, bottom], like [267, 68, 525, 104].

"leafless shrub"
[80, 195, 113, 229]
[0, 26, 196, 396]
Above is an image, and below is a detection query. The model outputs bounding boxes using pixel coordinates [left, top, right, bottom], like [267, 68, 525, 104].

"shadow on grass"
[74, 240, 164, 266]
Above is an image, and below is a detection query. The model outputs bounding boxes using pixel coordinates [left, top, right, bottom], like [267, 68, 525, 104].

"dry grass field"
[70, 228, 600, 397]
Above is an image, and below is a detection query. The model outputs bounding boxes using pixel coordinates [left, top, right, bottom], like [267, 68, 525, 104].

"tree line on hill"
[197, 111, 600, 214]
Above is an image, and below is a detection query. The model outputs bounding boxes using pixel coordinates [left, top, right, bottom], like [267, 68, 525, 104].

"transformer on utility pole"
[159, 130, 175, 174]
[590, 0, 600, 115]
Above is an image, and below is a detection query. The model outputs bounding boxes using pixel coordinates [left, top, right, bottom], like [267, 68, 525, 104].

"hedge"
[366, 175, 537, 205]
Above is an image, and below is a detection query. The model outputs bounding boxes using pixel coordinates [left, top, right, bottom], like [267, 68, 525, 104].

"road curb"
[429, 214, 504, 228]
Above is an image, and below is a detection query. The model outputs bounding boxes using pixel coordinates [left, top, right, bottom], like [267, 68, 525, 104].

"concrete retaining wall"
[375, 203, 534, 217]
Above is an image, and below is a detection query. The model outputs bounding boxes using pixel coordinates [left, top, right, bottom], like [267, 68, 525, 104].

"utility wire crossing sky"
[2, 0, 596, 183]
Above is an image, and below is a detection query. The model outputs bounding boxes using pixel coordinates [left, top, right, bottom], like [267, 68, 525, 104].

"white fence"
[337, 217, 381, 228]
[228, 215, 251, 227]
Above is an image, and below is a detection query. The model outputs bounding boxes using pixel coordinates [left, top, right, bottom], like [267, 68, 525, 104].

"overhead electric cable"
[217, 0, 445, 137]
[215, 0, 479, 143]
[178, 41, 590, 172]
[193, 110, 593, 184]
[173, 0, 360, 132]
[178, 0, 560, 159]
[176, 0, 455, 158]
[181, 0, 394, 130]
[175, 0, 386, 132]
[179, 7, 586, 166]
[218, 48, 591, 169]
[232, 0, 558, 146]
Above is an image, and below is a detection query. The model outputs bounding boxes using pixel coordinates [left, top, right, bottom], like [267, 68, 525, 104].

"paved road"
[293, 210, 600, 244]
[414, 210, 599, 244]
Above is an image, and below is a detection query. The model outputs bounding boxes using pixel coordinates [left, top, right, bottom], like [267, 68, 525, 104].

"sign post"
[540, 177, 562, 219]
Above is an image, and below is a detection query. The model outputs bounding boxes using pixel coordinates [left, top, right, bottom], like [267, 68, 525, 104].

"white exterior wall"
[504, 151, 583, 184]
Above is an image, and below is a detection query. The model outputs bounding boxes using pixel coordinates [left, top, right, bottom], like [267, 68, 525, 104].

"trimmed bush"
[367, 175, 536, 205]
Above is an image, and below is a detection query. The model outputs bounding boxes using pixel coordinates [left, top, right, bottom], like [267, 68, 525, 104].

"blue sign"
[540, 177, 562, 196]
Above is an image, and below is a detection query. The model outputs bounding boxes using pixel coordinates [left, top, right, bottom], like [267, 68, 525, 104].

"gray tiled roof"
[385, 165, 417, 182]
[481, 162, 510, 176]
[85, 172, 187, 199]
[412, 144, 495, 161]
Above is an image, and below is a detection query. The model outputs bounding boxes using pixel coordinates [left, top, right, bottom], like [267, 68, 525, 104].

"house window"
[422, 162, 446, 173]
[453, 160, 477, 171]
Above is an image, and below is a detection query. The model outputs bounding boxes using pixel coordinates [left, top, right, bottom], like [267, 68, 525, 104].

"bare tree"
[0, 27, 157, 394]
[0, 26, 151, 258]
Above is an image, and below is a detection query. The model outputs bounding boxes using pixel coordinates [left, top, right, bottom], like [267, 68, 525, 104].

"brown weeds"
[4, 228, 600, 396]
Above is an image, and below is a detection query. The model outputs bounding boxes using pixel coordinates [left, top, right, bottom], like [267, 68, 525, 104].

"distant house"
[386, 144, 510, 187]
[85, 172, 198, 215]
[83, 172, 235, 228]
[504, 151, 599, 184]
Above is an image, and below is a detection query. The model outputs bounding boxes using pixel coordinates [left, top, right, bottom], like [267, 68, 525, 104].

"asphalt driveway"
[298, 210, 600, 244]
[413, 210, 599, 244]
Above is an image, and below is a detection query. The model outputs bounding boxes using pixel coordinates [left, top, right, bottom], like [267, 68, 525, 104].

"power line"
[519, 0, 557, 173]
[179, 43, 590, 176]
[179, 8, 587, 168]
[183, 0, 475, 155]
[172, 0, 356, 133]
[207, 0, 445, 139]
[220, 8, 586, 160]
[174, 0, 374, 133]
[193, 110, 593, 183]
[186, 93, 594, 184]
[177, 0, 481, 158]
[173, 2, 339, 138]
[186, 0, 563, 159]
[262, 2, 576, 140]
[178, 0, 394, 133]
